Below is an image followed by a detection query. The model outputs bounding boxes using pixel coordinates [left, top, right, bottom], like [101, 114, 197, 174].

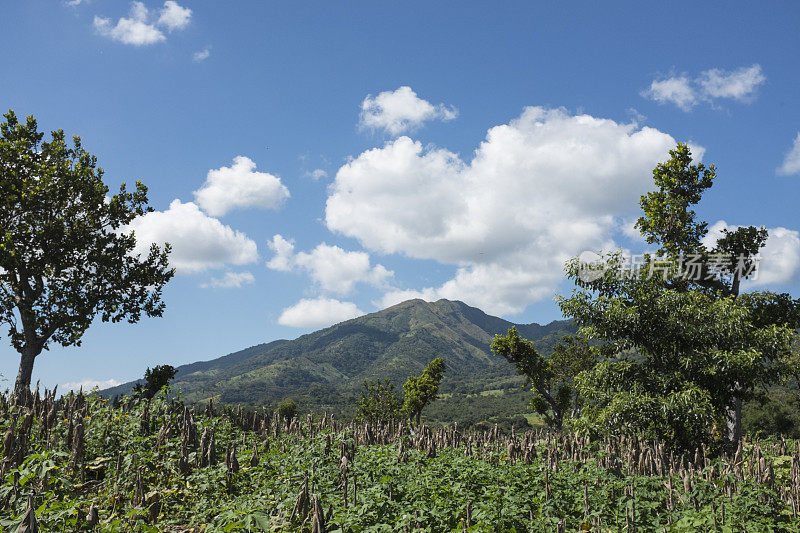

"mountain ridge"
[102, 299, 574, 424]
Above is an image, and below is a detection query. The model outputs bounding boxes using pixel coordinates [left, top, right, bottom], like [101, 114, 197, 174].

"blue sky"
[1, 1, 799, 391]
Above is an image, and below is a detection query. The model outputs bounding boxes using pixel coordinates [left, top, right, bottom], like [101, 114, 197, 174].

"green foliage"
[491, 328, 598, 430]
[102, 299, 576, 421]
[558, 144, 797, 449]
[712, 225, 769, 295]
[781, 351, 800, 394]
[132, 365, 177, 400]
[402, 358, 446, 425]
[635, 143, 715, 258]
[491, 327, 561, 428]
[276, 399, 298, 422]
[561, 253, 794, 449]
[574, 359, 719, 447]
[739, 291, 800, 330]
[356, 379, 403, 423]
[744, 389, 800, 438]
[548, 335, 599, 386]
[1, 392, 799, 531]
[0, 111, 173, 395]
[634, 143, 768, 298]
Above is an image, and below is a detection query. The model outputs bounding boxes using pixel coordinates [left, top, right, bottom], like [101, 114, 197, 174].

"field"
[2, 389, 800, 532]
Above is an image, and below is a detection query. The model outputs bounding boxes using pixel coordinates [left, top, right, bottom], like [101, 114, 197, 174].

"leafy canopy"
[0, 111, 173, 393]
[491, 328, 598, 429]
[561, 256, 794, 448]
[277, 399, 298, 422]
[402, 357, 446, 425]
[635, 144, 715, 258]
[133, 364, 177, 400]
[635, 143, 767, 297]
[558, 143, 798, 449]
[355, 378, 403, 423]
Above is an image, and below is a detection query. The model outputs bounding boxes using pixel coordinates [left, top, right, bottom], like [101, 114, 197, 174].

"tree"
[562, 266, 793, 449]
[402, 358, 446, 425]
[277, 399, 298, 422]
[635, 144, 715, 258]
[0, 111, 173, 398]
[490, 328, 597, 430]
[635, 144, 767, 298]
[355, 378, 403, 423]
[636, 143, 786, 442]
[559, 144, 798, 449]
[133, 364, 177, 400]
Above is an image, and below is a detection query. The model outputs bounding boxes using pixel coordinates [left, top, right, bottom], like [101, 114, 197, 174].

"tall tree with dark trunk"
[635, 144, 771, 442]
[558, 144, 798, 449]
[0, 111, 173, 399]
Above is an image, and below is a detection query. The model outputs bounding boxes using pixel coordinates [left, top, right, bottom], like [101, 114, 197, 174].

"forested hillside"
[102, 299, 574, 427]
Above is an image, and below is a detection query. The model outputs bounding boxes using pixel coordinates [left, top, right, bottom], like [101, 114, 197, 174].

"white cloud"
[265, 235, 296, 272]
[777, 133, 800, 176]
[643, 64, 766, 110]
[378, 263, 557, 316]
[620, 218, 647, 243]
[193, 156, 290, 217]
[641, 76, 697, 111]
[61, 378, 121, 393]
[293, 245, 393, 294]
[157, 0, 191, 31]
[193, 47, 211, 63]
[359, 86, 458, 136]
[94, 3, 165, 46]
[306, 168, 328, 180]
[201, 271, 256, 289]
[329, 106, 680, 315]
[378, 288, 439, 309]
[703, 220, 800, 286]
[65, 0, 87, 6]
[754, 228, 800, 285]
[94, 1, 191, 46]
[698, 64, 765, 101]
[758, 228, 800, 285]
[266, 235, 393, 295]
[686, 142, 706, 163]
[127, 199, 258, 273]
[278, 298, 364, 328]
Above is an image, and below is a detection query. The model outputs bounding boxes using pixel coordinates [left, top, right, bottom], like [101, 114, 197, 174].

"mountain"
[103, 299, 575, 427]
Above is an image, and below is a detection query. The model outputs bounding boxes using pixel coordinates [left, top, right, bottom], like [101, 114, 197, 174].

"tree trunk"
[538, 385, 563, 431]
[731, 276, 741, 298]
[726, 388, 742, 445]
[14, 346, 38, 400]
[726, 276, 742, 445]
[553, 408, 563, 431]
